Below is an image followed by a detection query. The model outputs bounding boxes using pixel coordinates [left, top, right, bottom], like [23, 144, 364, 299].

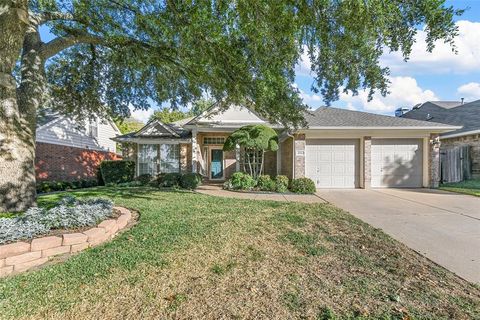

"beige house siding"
[441, 134, 480, 179]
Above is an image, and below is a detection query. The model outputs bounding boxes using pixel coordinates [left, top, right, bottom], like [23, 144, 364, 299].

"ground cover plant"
[0, 187, 478, 319]
[440, 179, 480, 197]
[0, 196, 113, 244]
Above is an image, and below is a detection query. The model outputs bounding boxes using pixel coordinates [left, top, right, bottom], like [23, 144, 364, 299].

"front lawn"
[0, 187, 478, 319]
[440, 179, 480, 197]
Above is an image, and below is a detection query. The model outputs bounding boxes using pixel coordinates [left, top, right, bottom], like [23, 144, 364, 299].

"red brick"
[83, 228, 108, 246]
[5, 251, 42, 266]
[35, 142, 121, 182]
[98, 219, 117, 233]
[0, 242, 30, 259]
[42, 246, 71, 258]
[0, 266, 14, 277]
[31, 236, 62, 251]
[71, 242, 89, 253]
[116, 215, 129, 229]
[62, 233, 88, 246]
[14, 258, 48, 272]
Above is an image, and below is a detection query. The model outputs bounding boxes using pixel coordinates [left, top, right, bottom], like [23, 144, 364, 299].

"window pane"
[160, 144, 180, 173]
[203, 137, 225, 145]
[138, 144, 158, 175]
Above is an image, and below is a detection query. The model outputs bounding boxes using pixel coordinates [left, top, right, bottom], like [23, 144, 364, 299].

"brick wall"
[429, 134, 441, 188]
[441, 134, 480, 179]
[35, 142, 121, 182]
[280, 137, 293, 179]
[294, 134, 306, 178]
[363, 137, 372, 188]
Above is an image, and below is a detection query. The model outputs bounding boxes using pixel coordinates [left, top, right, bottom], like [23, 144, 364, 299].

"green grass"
[440, 179, 480, 197]
[0, 187, 478, 319]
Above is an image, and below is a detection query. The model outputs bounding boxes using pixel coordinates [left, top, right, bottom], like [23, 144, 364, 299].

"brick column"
[294, 134, 305, 178]
[191, 130, 198, 173]
[363, 137, 371, 188]
[429, 134, 441, 188]
[179, 144, 189, 173]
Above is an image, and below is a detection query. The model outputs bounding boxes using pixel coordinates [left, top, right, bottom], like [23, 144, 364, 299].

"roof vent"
[426, 113, 433, 121]
[461, 97, 465, 105]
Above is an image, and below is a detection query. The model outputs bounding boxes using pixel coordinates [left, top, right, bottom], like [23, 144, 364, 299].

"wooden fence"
[440, 145, 471, 183]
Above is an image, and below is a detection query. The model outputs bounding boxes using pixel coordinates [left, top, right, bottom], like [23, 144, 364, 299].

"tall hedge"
[100, 160, 135, 184]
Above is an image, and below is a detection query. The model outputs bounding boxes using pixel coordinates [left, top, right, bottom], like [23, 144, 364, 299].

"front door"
[210, 149, 224, 179]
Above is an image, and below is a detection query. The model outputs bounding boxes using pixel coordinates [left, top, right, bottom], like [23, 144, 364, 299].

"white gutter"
[441, 129, 480, 139]
[304, 126, 462, 131]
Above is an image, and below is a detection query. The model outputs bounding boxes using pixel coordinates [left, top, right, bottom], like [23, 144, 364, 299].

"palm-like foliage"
[224, 125, 278, 179]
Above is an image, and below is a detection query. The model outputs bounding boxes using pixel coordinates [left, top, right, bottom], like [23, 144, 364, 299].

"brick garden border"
[0, 207, 133, 277]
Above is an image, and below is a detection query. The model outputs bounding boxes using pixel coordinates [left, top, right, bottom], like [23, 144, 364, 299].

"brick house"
[113, 104, 459, 188]
[401, 100, 480, 180]
[35, 110, 121, 182]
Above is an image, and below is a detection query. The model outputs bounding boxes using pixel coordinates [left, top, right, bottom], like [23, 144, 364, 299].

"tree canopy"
[223, 125, 279, 152]
[0, 0, 463, 211]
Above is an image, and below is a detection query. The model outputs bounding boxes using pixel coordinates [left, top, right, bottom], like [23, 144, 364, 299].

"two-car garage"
[305, 138, 424, 189]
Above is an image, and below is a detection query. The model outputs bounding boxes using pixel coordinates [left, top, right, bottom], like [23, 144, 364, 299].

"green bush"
[136, 174, 153, 185]
[36, 179, 98, 194]
[180, 173, 203, 189]
[161, 172, 182, 187]
[99, 160, 135, 184]
[257, 175, 276, 191]
[275, 175, 289, 193]
[290, 178, 316, 194]
[227, 172, 256, 190]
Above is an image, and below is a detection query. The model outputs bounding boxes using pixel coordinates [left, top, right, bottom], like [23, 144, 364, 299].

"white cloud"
[381, 20, 480, 74]
[457, 82, 480, 101]
[295, 48, 313, 76]
[129, 106, 155, 123]
[335, 76, 438, 113]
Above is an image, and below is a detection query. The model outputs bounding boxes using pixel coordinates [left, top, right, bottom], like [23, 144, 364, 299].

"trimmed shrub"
[100, 160, 135, 184]
[290, 178, 316, 194]
[181, 173, 203, 190]
[275, 175, 289, 193]
[227, 172, 256, 190]
[136, 173, 153, 185]
[257, 175, 276, 191]
[36, 179, 98, 194]
[161, 172, 182, 187]
[0, 196, 113, 244]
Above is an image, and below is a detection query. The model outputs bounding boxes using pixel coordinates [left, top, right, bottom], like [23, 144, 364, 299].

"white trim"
[305, 126, 461, 131]
[440, 129, 480, 139]
[35, 139, 111, 152]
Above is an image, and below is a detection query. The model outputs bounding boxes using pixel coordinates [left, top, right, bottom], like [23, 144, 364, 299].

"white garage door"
[305, 139, 358, 188]
[371, 139, 423, 188]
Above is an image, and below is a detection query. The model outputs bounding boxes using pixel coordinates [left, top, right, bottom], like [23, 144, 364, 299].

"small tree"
[223, 125, 278, 179]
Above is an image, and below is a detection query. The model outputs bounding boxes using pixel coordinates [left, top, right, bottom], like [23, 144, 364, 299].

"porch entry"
[210, 148, 224, 179]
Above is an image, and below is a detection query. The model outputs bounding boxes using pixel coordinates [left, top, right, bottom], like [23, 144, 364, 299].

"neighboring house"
[401, 100, 480, 179]
[113, 104, 459, 188]
[36, 110, 121, 182]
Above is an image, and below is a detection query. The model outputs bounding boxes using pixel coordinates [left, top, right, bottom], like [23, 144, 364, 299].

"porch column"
[276, 141, 282, 175]
[429, 134, 441, 188]
[235, 144, 240, 172]
[362, 136, 371, 188]
[191, 129, 198, 173]
[294, 134, 305, 178]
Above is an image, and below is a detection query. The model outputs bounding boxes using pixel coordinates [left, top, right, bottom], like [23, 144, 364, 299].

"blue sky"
[39, 1, 480, 122]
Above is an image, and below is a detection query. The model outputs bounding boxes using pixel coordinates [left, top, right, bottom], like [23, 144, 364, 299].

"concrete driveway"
[316, 188, 480, 284]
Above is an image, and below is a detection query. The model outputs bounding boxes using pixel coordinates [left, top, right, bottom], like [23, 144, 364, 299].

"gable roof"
[304, 106, 459, 130]
[402, 99, 480, 137]
[112, 118, 191, 142]
[185, 103, 269, 127]
[428, 101, 464, 109]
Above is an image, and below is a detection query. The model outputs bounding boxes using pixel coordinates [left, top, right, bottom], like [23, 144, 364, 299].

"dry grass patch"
[0, 187, 478, 319]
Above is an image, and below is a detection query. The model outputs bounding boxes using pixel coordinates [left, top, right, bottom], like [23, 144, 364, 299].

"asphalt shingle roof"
[401, 100, 480, 136]
[304, 106, 454, 128]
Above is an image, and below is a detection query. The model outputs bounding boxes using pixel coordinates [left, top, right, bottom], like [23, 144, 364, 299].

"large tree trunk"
[0, 0, 36, 212]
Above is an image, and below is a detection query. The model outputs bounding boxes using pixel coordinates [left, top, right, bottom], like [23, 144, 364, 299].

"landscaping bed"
[0, 187, 478, 319]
